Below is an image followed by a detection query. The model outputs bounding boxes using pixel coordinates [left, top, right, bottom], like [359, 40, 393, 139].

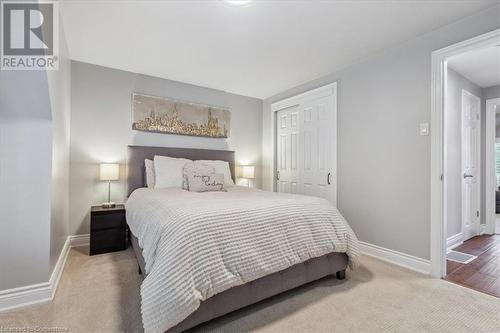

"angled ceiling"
[448, 46, 500, 88]
[60, 0, 498, 99]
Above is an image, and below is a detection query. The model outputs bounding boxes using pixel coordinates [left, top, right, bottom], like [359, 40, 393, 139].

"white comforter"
[126, 186, 360, 333]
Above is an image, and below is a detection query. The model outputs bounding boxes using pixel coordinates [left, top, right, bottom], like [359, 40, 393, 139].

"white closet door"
[275, 84, 337, 205]
[301, 95, 336, 203]
[276, 106, 300, 194]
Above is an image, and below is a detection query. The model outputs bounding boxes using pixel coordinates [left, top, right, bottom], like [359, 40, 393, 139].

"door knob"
[464, 173, 473, 179]
[327, 172, 331, 185]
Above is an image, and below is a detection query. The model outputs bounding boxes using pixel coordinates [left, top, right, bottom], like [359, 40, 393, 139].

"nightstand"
[90, 204, 127, 255]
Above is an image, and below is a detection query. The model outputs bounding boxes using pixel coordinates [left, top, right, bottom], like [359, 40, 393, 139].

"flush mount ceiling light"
[223, 0, 252, 6]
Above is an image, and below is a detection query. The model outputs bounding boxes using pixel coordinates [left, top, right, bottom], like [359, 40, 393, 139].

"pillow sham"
[195, 160, 234, 187]
[187, 172, 225, 192]
[153, 155, 191, 189]
[182, 162, 215, 190]
[144, 159, 155, 188]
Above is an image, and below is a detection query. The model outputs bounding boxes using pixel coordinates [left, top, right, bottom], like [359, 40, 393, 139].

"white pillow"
[154, 155, 191, 189]
[145, 159, 155, 188]
[182, 162, 215, 190]
[196, 160, 234, 186]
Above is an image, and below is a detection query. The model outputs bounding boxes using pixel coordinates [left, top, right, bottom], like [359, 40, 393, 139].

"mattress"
[126, 186, 360, 333]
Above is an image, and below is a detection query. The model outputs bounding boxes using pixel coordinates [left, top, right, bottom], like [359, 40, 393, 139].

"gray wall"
[483, 85, 500, 101]
[262, 5, 500, 260]
[445, 68, 482, 238]
[485, 85, 500, 138]
[69, 61, 263, 235]
[0, 71, 52, 290]
[488, 85, 500, 138]
[0, 14, 71, 291]
[496, 112, 500, 138]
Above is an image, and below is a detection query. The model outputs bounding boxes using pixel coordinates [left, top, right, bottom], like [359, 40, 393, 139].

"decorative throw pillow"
[182, 162, 216, 189]
[187, 172, 225, 192]
[154, 155, 191, 189]
[144, 159, 155, 188]
[195, 160, 234, 187]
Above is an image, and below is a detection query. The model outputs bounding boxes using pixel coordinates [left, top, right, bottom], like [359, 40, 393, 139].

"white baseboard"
[69, 234, 90, 247]
[0, 234, 86, 312]
[446, 233, 463, 253]
[359, 241, 430, 275]
[0, 281, 53, 312]
[49, 237, 71, 300]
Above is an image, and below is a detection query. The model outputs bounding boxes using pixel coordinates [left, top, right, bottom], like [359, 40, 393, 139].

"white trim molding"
[430, 28, 500, 278]
[485, 98, 500, 236]
[446, 233, 463, 253]
[69, 234, 90, 248]
[271, 83, 337, 112]
[0, 282, 53, 313]
[0, 235, 88, 312]
[359, 241, 430, 275]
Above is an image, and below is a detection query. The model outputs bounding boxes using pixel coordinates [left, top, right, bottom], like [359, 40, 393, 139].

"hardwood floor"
[445, 234, 500, 298]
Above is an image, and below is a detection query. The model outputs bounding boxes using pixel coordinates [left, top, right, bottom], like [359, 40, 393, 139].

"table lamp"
[100, 163, 119, 208]
[238, 165, 255, 187]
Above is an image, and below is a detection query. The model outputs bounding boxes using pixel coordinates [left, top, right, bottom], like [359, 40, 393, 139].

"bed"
[126, 145, 360, 333]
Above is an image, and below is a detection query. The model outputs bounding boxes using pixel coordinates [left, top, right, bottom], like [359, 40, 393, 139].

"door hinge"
[440, 174, 444, 181]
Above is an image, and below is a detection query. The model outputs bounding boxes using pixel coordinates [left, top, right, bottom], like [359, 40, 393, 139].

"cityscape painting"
[132, 93, 230, 138]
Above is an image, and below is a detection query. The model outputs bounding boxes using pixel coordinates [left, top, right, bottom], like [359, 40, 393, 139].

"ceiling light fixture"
[224, 0, 252, 6]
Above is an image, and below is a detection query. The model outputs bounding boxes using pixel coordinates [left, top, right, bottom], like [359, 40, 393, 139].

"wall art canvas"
[132, 93, 230, 138]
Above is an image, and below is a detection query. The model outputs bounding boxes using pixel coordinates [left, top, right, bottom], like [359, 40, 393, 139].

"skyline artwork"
[132, 93, 230, 138]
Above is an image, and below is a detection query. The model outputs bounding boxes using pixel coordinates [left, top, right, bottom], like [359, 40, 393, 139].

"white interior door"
[275, 84, 337, 205]
[462, 89, 481, 241]
[276, 106, 300, 194]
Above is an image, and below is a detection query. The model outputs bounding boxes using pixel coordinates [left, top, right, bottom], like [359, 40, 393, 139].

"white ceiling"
[448, 46, 500, 88]
[60, 0, 498, 99]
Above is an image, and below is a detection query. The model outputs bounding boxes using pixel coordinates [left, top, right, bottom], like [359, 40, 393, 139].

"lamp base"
[102, 202, 116, 208]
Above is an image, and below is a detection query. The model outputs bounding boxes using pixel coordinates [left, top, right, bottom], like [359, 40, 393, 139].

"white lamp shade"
[241, 166, 255, 179]
[100, 163, 119, 181]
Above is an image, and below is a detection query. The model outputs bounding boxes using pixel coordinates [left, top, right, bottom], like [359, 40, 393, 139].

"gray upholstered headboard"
[127, 145, 235, 196]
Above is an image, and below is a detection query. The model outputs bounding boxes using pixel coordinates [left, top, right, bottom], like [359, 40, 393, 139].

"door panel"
[276, 106, 300, 194]
[304, 130, 312, 170]
[291, 133, 298, 170]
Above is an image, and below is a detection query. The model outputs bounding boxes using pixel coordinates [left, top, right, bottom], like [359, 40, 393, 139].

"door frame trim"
[269, 83, 337, 195]
[461, 89, 481, 240]
[430, 28, 500, 278]
[485, 98, 500, 235]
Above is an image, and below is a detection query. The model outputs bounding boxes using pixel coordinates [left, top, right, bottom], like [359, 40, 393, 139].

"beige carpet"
[0, 246, 499, 333]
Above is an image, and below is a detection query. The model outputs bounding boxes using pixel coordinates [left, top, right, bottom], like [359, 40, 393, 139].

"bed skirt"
[130, 232, 348, 332]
